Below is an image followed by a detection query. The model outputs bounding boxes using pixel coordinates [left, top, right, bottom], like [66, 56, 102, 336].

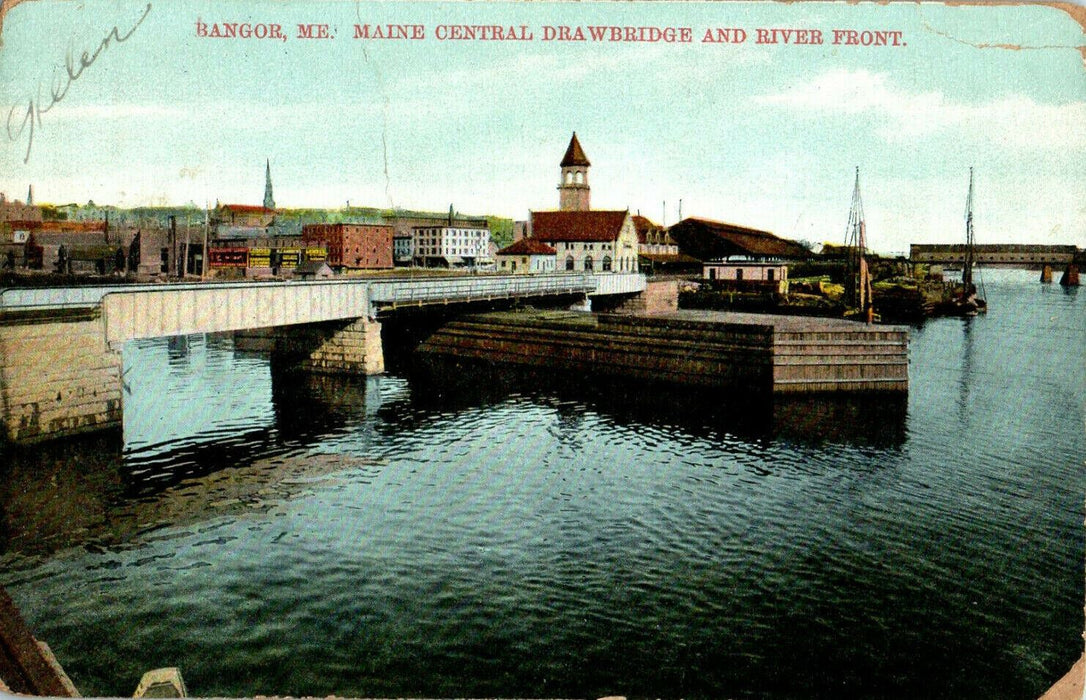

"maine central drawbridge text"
[194, 20, 906, 47]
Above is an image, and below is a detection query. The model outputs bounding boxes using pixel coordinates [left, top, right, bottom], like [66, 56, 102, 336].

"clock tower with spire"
[558, 132, 590, 211]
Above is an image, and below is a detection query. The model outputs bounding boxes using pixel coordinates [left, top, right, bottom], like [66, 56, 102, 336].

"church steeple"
[26, 184, 33, 206]
[558, 132, 590, 211]
[263, 159, 275, 209]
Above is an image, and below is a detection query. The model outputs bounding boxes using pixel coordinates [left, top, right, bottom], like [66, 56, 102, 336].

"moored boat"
[932, 168, 987, 317]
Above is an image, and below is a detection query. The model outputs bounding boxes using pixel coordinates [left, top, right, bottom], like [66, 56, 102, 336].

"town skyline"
[2, 1, 1084, 255]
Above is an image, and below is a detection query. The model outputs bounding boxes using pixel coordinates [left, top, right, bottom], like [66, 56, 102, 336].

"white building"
[393, 234, 413, 266]
[530, 210, 639, 273]
[703, 260, 789, 294]
[412, 225, 492, 268]
[496, 238, 557, 274]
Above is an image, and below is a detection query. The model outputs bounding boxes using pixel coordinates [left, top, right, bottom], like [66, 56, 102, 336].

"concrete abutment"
[1, 311, 384, 446]
[0, 310, 123, 445]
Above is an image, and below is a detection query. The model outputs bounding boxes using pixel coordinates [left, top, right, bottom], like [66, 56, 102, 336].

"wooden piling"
[0, 586, 79, 696]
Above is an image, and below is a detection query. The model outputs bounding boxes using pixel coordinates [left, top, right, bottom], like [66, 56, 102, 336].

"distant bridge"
[909, 244, 1079, 268]
[0, 273, 646, 444]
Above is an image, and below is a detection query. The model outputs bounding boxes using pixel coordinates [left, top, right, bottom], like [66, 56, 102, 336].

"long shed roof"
[669, 217, 809, 260]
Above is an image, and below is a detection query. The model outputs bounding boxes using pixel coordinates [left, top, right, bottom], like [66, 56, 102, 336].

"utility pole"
[201, 203, 209, 280]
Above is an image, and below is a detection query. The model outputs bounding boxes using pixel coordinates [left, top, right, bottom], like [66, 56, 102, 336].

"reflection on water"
[407, 355, 908, 448]
[0, 269, 1081, 699]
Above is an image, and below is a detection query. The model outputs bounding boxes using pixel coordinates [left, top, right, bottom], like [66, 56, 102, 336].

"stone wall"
[603, 280, 679, 314]
[417, 309, 908, 394]
[0, 310, 122, 444]
[418, 310, 775, 392]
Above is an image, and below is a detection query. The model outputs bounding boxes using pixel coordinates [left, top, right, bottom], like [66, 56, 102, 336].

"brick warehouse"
[302, 223, 394, 270]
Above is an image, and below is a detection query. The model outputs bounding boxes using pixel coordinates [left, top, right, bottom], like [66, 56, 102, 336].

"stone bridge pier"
[590, 279, 680, 314]
[0, 310, 123, 444]
[244, 318, 385, 375]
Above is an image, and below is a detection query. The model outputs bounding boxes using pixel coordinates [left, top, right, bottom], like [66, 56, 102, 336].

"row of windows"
[414, 247, 488, 255]
[412, 232, 486, 239]
[500, 259, 556, 271]
[706, 267, 782, 281]
[552, 241, 612, 251]
[562, 255, 637, 272]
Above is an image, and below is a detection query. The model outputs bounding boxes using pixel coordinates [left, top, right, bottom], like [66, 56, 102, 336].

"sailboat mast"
[963, 167, 975, 289]
[844, 167, 870, 312]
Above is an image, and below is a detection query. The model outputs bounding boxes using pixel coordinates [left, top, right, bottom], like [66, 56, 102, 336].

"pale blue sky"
[1, 0, 1083, 254]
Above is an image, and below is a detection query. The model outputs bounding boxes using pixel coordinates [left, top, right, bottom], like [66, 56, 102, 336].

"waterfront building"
[667, 217, 810, 262]
[0, 218, 136, 274]
[634, 215, 677, 256]
[412, 224, 492, 268]
[633, 214, 699, 274]
[0, 192, 42, 226]
[521, 133, 638, 273]
[302, 223, 392, 270]
[702, 260, 790, 294]
[530, 210, 639, 273]
[205, 235, 328, 278]
[294, 260, 334, 279]
[384, 209, 489, 241]
[212, 203, 276, 240]
[393, 234, 413, 266]
[495, 238, 557, 274]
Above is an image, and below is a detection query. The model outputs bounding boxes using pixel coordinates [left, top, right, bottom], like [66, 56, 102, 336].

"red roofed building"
[530, 209, 639, 273]
[496, 237, 557, 274]
[213, 203, 276, 233]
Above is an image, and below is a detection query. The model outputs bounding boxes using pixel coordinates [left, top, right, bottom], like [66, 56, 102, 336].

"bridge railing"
[368, 273, 597, 306]
[0, 281, 322, 311]
[0, 273, 596, 311]
[589, 272, 647, 296]
[0, 285, 135, 310]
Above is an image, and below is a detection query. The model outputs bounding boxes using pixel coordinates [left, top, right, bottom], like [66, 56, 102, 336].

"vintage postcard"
[0, 1, 1084, 698]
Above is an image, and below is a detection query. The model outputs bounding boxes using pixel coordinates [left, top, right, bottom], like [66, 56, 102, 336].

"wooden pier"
[418, 309, 908, 394]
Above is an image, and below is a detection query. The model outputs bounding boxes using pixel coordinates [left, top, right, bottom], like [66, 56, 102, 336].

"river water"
[0, 269, 1082, 698]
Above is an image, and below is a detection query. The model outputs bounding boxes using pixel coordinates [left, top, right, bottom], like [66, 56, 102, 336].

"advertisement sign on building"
[208, 247, 248, 268]
[276, 248, 301, 267]
[248, 247, 271, 268]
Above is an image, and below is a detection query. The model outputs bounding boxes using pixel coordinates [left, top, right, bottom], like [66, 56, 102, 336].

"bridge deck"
[0, 273, 643, 344]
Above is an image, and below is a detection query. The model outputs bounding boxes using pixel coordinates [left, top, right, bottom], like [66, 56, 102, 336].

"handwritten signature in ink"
[6, 3, 152, 163]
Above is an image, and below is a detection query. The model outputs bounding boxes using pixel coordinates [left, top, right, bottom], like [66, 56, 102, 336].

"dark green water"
[0, 269, 1082, 698]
